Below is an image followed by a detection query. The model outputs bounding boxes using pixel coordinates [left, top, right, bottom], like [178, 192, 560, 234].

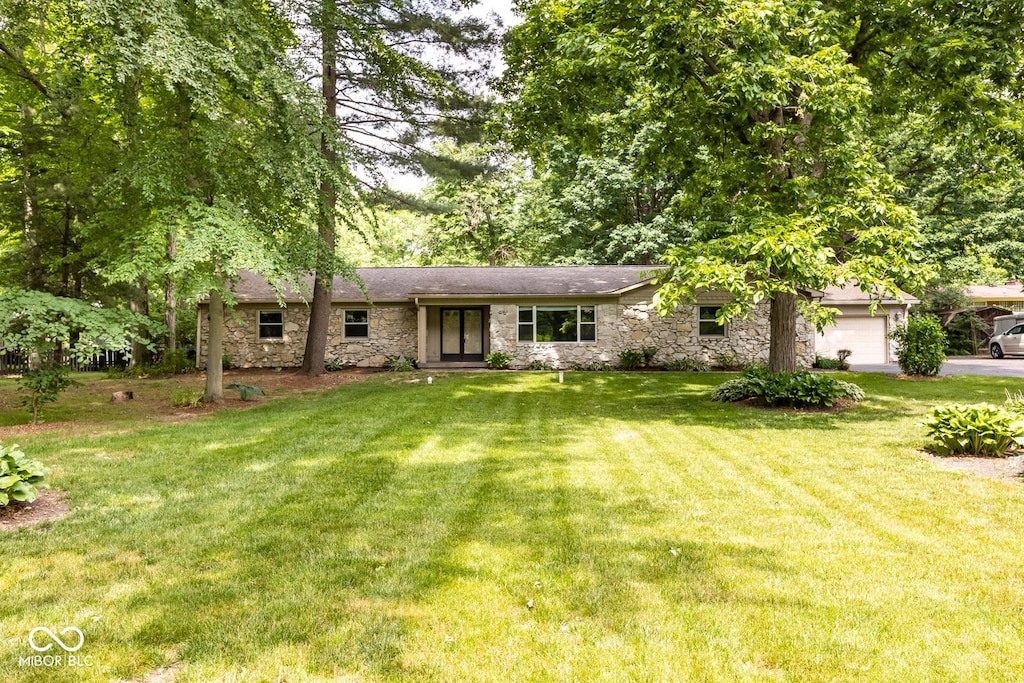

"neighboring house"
[197, 267, 822, 370]
[965, 282, 1024, 312]
[815, 283, 919, 365]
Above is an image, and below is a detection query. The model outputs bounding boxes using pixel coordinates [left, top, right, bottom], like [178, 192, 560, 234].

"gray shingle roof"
[229, 266, 660, 304]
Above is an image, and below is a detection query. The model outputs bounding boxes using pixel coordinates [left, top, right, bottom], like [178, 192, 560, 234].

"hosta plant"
[922, 403, 1024, 457]
[0, 444, 48, 507]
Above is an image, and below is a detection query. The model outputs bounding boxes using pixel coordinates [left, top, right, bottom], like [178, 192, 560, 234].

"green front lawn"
[1, 372, 1023, 681]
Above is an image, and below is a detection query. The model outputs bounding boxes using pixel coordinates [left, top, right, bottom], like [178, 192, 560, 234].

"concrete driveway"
[850, 356, 1024, 377]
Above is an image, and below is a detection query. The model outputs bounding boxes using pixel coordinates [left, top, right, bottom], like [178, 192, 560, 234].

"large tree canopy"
[502, 0, 1024, 370]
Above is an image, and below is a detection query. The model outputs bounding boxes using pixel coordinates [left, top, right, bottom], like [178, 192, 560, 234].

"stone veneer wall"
[488, 298, 816, 369]
[198, 303, 418, 369]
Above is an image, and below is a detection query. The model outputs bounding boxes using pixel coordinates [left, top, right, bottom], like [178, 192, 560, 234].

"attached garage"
[817, 314, 888, 364]
[817, 284, 920, 365]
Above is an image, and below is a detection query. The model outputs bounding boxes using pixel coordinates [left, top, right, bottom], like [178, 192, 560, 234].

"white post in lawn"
[558, 371, 564, 383]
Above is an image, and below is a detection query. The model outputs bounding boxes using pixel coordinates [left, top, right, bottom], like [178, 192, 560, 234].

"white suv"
[990, 324, 1024, 358]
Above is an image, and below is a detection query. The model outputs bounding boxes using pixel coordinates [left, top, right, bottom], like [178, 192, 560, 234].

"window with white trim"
[698, 306, 726, 337]
[258, 310, 284, 339]
[344, 309, 369, 338]
[517, 305, 596, 342]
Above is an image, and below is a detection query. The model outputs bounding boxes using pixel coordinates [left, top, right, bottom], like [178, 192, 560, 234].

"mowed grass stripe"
[1, 372, 1024, 681]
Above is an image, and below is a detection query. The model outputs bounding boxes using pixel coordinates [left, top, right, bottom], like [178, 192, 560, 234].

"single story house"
[197, 268, 913, 370]
[965, 282, 1024, 313]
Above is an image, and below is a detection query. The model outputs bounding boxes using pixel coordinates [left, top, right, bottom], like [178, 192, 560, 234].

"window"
[698, 306, 726, 337]
[344, 309, 369, 338]
[258, 310, 284, 339]
[517, 305, 596, 342]
[1009, 325, 1024, 336]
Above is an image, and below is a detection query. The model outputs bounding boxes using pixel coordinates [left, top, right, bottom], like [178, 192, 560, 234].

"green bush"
[384, 355, 415, 372]
[485, 352, 514, 369]
[528, 359, 553, 371]
[710, 376, 760, 402]
[890, 315, 946, 376]
[18, 367, 82, 424]
[814, 356, 842, 370]
[0, 443, 48, 507]
[618, 349, 645, 369]
[170, 388, 204, 408]
[663, 357, 711, 372]
[922, 403, 1024, 457]
[222, 353, 235, 371]
[710, 367, 864, 408]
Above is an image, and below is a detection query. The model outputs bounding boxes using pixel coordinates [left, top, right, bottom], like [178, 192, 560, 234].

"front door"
[441, 308, 484, 361]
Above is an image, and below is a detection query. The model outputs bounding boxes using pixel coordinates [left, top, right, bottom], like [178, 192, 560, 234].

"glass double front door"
[441, 308, 484, 361]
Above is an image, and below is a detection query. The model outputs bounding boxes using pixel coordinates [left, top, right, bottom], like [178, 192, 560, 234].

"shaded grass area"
[1, 371, 1024, 681]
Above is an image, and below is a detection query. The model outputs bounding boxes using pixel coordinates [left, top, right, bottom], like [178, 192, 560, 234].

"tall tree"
[291, 0, 497, 376]
[83, 0, 324, 400]
[502, 0, 1023, 371]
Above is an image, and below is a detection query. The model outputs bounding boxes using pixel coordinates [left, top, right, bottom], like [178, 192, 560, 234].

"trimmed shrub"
[485, 352, 514, 370]
[527, 359, 553, 371]
[814, 356, 842, 370]
[890, 315, 946, 376]
[0, 443, 48, 507]
[922, 403, 1024, 457]
[711, 367, 864, 408]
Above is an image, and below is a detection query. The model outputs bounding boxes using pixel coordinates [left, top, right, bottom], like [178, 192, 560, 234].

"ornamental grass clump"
[922, 403, 1024, 457]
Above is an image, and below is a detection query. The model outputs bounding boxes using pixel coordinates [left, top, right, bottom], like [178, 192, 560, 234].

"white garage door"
[817, 316, 888, 364]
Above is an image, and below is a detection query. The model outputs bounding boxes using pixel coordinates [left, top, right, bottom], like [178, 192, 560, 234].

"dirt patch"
[119, 662, 184, 683]
[923, 452, 1024, 482]
[0, 490, 69, 531]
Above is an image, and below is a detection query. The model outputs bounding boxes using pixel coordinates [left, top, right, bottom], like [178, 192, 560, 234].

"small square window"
[259, 310, 284, 339]
[518, 306, 534, 342]
[698, 306, 726, 337]
[344, 309, 369, 338]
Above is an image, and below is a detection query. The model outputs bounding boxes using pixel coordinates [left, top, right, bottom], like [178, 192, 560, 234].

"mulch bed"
[0, 490, 69, 531]
[923, 452, 1024, 482]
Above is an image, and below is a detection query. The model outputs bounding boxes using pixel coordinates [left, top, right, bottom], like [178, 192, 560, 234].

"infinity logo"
[28, 626, 85, 653]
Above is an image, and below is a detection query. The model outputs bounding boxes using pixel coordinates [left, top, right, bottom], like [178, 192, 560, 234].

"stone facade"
[200, 291, 816, 370]
[488, 297, 816, 369]
[198, 303, 417, 369]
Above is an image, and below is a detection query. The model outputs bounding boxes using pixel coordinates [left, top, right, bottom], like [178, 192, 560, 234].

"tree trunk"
[165, 230, 177, 352]
[768, 292, 798, 372]
[204, 288, 224, 403]
[21, 106, 43, 290]
[129, 280, 152, 368]
[301, 0, 339, 378]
